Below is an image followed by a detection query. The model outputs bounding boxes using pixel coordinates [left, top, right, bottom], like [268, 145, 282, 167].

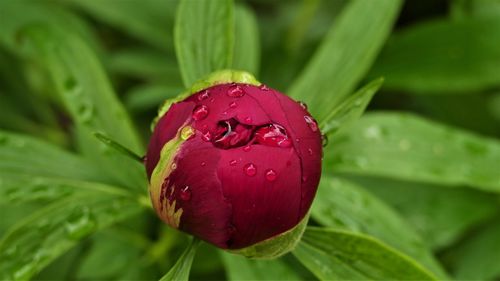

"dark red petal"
[145, 102, 196, 179]
[167, 138, 233, 248]
[217, 145, 302, 249]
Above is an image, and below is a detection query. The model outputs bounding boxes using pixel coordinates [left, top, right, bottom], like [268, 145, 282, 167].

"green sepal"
[227, 214, 309, 259]
[151, 69, 260, 131]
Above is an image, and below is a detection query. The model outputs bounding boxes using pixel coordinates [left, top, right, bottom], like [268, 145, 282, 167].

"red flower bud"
[145, 71, 322, 257]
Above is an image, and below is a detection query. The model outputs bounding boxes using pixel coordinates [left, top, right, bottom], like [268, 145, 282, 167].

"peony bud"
[145, 70, 322, 258]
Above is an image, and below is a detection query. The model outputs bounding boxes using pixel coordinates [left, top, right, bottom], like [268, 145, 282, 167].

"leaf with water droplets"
[0, 181, 142, 281]
[0, 130, 109, 183]
[293, 227, 438, 280]
[311, 176, 448, 279]
[325, 112, 500, 192]
[159, 238, 200, 281]
[288, 0, 402, 121]
[320, 78, 383, 135]
[175, 0, 234, 87]
[18, 24, 146, 190]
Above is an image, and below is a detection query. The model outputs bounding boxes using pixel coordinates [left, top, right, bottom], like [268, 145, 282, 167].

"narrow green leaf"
[175, 0, 234, 87]
[350, 175, 500, 250]
[0, 130, 107, 182]
[288, 0, 401, 121]
[65, 0, 177, 51]
[19, 24, 146, 190]
[0, 0, 100, 56]
[293, 227, 437, 280]
[159, 238, 200, 281]
[108, 48, 181, 84]
[320, 78, 383, 135]
[312, 176, 448, 279]
[0, 176, 132, 205]
[232, 4, 260, 74]
[124, 84, 183, 113]
[220, 252, 302, 281]
[447, 222, 500, 280]
[370, 17, 500, 94]
[325, 112, 500, 192]
[0, 186, 143, 280]
[93, 133, 143, 163]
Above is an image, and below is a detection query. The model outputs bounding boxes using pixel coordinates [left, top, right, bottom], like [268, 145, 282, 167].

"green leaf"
[446, 222, 500, 280]
[311, 176, 448, 279]
[220, 252, 302, 281]
[175, 0, 234, 87]
[19, 24, 146, 190]
[108, 48, 181, 84]
[0, 0, 100, 56]
[320, 78, 383, 135]
[124, 84, 183, 113]
[293, 227, 437, 280]
[0, 184, 143, 280]
[325, 112, 500, 192]
[232, 4, 260, 74]
[350, 176, 500, 250]
[0, 176, 132, 205]
[65, 0, 177, 51]
[159, 238, 200, 281]
[288, 0, 402, 121]
[0, 130, 107, 182]
[370, 17, 500, 94]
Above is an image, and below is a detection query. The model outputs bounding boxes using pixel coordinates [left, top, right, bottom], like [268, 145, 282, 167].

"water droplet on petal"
[265, 169, 277, 181]
[304, 116, 318, 132]
[180, 126, 195, 140]
[308, 148, 313, 155]
[244, 163, 257, 176]
[302, 176, 307, 182]
[198, 90, 210, 101]
[201, 162, 206, 167]
[259, 84, 270, 91]
[228, 85, 245, 97]
[171, 163, 177, 170]
[299, 101, 308, 110]
[201, 131, 212, 142]
[244, 117, 252, 123]
[192, 105, 209, 120]
[180, 186, 191, 201]
[243, 145, 251, 152]
[229, 101, 237, 108]
[229, 160, 237, 166]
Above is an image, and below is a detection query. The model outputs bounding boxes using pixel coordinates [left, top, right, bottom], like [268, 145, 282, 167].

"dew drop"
[198, 90, 210, 101]
[210, 98, 215, 103]
[299, 101, 308, 110]
[201, 130, 212, 142]
[243, 145, 251, 152]
[259, 84, 270, 91]
[308, 148, 313, 155]
[171, 163, 177, 170]
[201, 162, 206, 167]
[192, 105, 209, 120]
[244, 117, 252, 123]
[229, 160, 238, 166]
[244, 163, 257, 176]
[180, 186, 191, 201]
[229, 101, 237, 108]
[180, 126, 195, 140]
[322, 134, 329, 147]
[65, 207, 97, 240]
[304, 116, 318, 132]
[302, 176, 307, 182]
[78, 103, 94, 124]
[265, 169, 277, 181]
[64, 77, 77, 91]
[228, 85, 245, 97]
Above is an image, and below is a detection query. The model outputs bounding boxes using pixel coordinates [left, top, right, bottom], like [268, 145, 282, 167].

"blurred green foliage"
[0, 0, 500, 280]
